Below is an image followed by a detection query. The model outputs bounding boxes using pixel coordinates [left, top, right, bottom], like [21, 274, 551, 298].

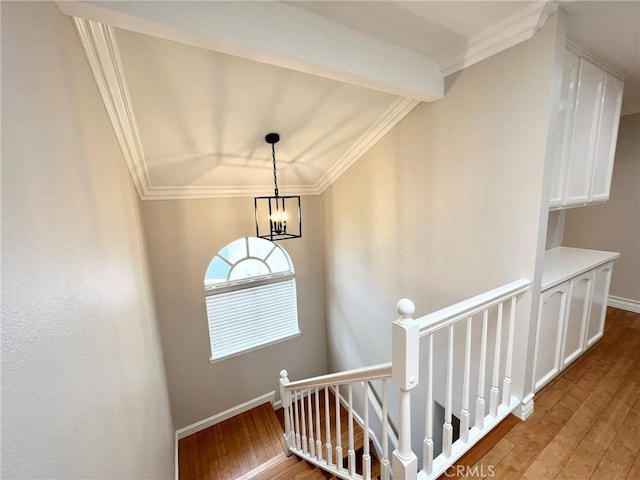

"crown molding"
[72, 17, 150, 199]
[141, 184, 321, 200]
[315, 97, 420, 193]
[73, 17, 418, 200]
[440, 1, 559, 76]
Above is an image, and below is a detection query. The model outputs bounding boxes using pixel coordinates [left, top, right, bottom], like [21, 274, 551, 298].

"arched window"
[204, 237, 299, 363]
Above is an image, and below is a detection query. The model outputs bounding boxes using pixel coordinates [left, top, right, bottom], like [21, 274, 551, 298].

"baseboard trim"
[608, 295, 640, 313]
[176, 391, 276, 440]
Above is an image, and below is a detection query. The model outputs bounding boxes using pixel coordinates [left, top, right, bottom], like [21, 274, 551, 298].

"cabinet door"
[585, 263, 613, 347]
[534, 283, 568, 391]
[549, 50, 579, 208]
[561, 272, 593, 367]
[564, 59, 605, 206]
[590, 75, 624, 202]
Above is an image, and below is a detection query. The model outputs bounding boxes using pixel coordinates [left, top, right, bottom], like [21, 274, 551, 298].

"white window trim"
[204, 237, 299, 363]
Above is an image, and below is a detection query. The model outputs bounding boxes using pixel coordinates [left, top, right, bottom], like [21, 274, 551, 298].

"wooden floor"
[446, 307, 640, 479]
[179, 389, 376, 480]
[178, 402, 286, 480]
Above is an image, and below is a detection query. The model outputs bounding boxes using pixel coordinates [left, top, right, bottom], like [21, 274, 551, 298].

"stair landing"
[178, 402, 286, 480]
[178, 402, 339, 480]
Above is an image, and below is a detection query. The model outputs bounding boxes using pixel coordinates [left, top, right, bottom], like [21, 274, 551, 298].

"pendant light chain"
[272, 142, 279, 197]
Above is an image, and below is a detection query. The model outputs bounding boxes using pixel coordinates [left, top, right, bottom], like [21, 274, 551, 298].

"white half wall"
[1, 3, 174, 478]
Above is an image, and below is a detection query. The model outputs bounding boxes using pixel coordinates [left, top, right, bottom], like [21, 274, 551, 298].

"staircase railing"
[280, 279, 530, 480]
[280, 363, 394, 480]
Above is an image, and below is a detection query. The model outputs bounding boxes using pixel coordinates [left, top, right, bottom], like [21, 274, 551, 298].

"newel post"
[279, 370, 293, 453]
[392, 299, 419, 480]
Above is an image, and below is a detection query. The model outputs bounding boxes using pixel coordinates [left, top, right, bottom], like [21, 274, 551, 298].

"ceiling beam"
[57, 1, 444, 102]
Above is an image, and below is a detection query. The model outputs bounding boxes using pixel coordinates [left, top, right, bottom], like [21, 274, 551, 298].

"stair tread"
[250, 455, 300, 480]
[299, 467, 334, 480]
[271, 459, 317, 480]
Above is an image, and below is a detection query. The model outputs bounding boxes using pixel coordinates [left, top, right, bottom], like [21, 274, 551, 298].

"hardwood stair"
[178, 392, 381, 480]
[251, 454, 336, 480]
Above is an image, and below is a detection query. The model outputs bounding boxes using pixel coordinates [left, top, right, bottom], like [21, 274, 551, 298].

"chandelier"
[254, 133, 302, 240]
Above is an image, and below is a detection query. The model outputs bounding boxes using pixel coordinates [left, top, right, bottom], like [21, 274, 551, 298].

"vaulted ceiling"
[57, 1, 640, 200]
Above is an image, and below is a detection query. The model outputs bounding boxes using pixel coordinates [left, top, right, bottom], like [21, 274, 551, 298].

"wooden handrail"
[283, 362, 392, 390]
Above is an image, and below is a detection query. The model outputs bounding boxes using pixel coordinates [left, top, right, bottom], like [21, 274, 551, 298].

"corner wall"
[1, 2, 174, 478]
[563, 112, 640, 306]
[139, 195, 327, 429]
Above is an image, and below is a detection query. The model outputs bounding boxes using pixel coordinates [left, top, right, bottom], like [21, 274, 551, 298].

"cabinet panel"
[585, 263, 613, 347]
[564, 58, 605, 205]
[590, 75, 624, 202]
[561, 272, 592, 367]
[549, 50, 579, 208]
[534, 284, 567, 391]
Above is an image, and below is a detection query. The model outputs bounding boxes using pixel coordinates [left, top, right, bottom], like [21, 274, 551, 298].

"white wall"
[139, 195, 327, 429]
[563, 113, 640, 304]
[322, 13, 561, 454]
[1, 3, 174, 478]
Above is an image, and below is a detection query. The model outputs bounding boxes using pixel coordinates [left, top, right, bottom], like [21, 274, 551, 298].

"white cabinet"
[561, 272, 592, 367]
[591, 75, 624, 202]
[564, 58, 606, 205]
[549, 50, 579, 207]
[585, 262, 613, 347]
[549, 51, 624, 210]
[535, 248, 618, 392]
[534, 283, 567, 391]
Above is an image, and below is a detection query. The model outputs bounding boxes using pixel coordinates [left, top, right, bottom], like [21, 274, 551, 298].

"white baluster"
[476, 310, 489, 429]
[490, 302, 504, 417]
[335, 385, 343, 471]
[315, 387, 322, 461]
[363, 382, 371, 480]
[348, 384, 355, 476]
[294, 389, 301, 450]
[325, 387, 332, 466]
[289, 400, 296, 451]
[381, 379, 390, 480]
[460, 316, 472, 443]
[443, 324, 454, 458]
[503, 296, 517, 407]
[279, 370, 292, 450]
[392, 299, 419, 480]
[301, 389, 308, 454]
[307, 388, 315, 457]
[423, 332, 434, 475]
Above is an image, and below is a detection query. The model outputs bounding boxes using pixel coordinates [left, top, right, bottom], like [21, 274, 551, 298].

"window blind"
[207, 279, 299, 361]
